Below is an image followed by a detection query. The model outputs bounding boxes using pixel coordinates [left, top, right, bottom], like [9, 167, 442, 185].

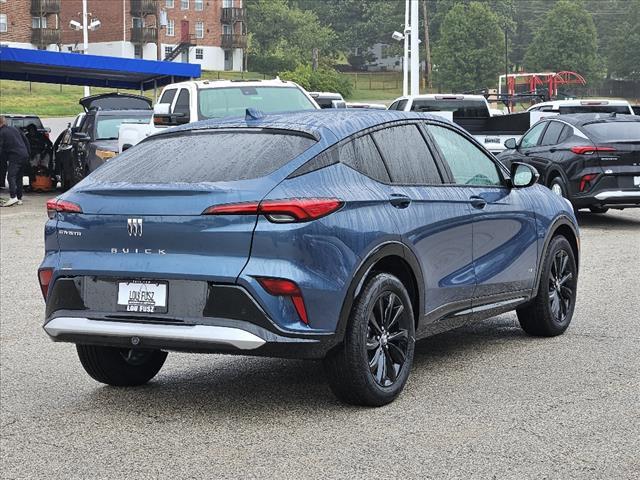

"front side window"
[88, 132, 316, 184]
[166, 19, 175, 36]
[159, 88, 177, 105]
[428, 125, 502, 186]
[173, 89, 191, 117]
[181, 0, 189, 10]
[0, 14, 7, 33]
[195, 21, 204, 39]
[372, 125, 442, 185]
[198, 86, 316, 120]
[520, 122, 547, 149]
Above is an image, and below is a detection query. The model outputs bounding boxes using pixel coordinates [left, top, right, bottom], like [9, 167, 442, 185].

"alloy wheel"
[551, 183, 563, 197]
[366, 292, 410, 387]
[548, 249, 574, 323]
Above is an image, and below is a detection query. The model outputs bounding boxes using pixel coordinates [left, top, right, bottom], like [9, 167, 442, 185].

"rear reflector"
[579, 174, 598, 192]
[38, 268, 53, 300]
[256, 277, 309, 324]
[46, 198, 82, 218]
[570, 146, 617, 155]
[203, 198, 343, 223]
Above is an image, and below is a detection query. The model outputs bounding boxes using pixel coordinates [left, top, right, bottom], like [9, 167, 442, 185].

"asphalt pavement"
[1, 194, 639, 479]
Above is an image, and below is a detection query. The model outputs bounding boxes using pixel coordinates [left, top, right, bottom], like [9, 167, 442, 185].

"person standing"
[0, 116, 31, 207]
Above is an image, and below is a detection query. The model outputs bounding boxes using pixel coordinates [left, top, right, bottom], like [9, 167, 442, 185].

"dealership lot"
[1, 195, 638, 479]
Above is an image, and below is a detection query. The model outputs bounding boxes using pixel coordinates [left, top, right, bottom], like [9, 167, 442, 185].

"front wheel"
[324, 273, 415, 406]
[77, 345, 168, 386]
[517, 236, 578, 337]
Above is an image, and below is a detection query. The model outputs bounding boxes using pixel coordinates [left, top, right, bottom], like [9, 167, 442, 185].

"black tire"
[76, 345, 168, 386]
[324, 273, 415, 407]
[517, 236, 578, 337]
[589, 206, 609, 214]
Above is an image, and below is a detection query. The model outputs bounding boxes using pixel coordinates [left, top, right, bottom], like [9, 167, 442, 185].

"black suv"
[498, 113, 640, 213]
[2, 114, 54, 184]
[54, 93, 152, 189]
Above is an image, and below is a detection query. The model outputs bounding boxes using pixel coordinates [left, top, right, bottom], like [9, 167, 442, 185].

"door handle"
[389, 193, 412, 209]
[469, 195, 487, 209]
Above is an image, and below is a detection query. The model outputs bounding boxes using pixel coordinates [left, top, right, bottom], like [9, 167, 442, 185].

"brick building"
[0, 0, 246, 71]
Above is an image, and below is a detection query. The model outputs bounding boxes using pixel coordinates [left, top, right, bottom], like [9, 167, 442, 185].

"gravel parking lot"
[1, 194, 638, 479]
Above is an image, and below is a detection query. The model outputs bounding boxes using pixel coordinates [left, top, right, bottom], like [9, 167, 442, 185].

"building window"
[166, 0, 174, 7]
[164, 46, 173, 57]
[181, 0, 189, 10]
[195, 48, 203, 59]
[195, 0, 203, 11]
[195, 21, 204, 38]
[32, 16, 47, 28]
[0, 14, 7, 33]
[166, 19, 175, 36]
[222, 24, 232, 35]
[223, 0, 233, 7]
[134, 45, 142, 59]
[132, 17, 144, 28]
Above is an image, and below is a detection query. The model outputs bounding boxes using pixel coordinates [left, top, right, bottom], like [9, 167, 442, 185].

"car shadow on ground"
[575, 210, 640, 230]
[81, 315, 529, 412]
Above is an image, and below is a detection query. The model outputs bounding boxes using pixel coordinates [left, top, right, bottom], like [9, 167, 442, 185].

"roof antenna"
[245, 108, 265, 121]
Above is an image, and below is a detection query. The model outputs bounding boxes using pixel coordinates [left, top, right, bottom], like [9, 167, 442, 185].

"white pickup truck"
[388, 94, 553, 154]
[118, 78, 320, 152]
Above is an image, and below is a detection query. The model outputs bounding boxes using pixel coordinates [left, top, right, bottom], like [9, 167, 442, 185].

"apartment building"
[0, 0, 246, 71]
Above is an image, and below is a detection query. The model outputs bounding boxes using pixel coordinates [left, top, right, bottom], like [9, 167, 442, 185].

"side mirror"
[504, 137, 517, 150]
[153, 103, 171, 115]
[72, 132, 91, 143]
[510, 162, 539, 188]
[153, 103, 189, 126]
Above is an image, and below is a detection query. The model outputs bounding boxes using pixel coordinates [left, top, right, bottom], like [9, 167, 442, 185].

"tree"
[605, 0, 640, 80]
[245, 0, 337, 74]
[432, 2, 504, 92]
[524, 0, 601, 82]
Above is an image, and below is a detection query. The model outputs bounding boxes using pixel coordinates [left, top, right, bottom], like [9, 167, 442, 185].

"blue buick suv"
[39, 110, 580, 406]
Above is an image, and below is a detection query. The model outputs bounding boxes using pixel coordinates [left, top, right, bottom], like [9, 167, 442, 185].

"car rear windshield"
[87, 131, 316, 184]
[198, 86, 316, 120]
[95, 113, 152, 140]
[410, 99, 489, 118]
[583, 121, 640, 142]
[558, 105, 631, 114]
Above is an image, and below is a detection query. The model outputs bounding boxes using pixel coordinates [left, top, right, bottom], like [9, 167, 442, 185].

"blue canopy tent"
[0, 46, 200, 91]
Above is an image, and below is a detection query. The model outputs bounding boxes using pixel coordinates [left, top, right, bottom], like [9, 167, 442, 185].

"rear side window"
[159, 88, 177, 105]
[428, 125, 502, 186]
[540, 121, 565, 146]
[583, 121, 640, 141]
[372, 125, 442, 184]
[88, 131, 316, 184]
[342, 135, 390, 183]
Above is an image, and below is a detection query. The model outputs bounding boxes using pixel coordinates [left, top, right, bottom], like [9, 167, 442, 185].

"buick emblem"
[127, 218, 143, 237]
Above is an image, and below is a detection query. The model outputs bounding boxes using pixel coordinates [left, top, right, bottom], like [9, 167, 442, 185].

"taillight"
[570, 146, 617, 155]
[46, 198, 82, 219]
[38, 268, 53, 300]
[203, 198, 343, 223]
[256, 277, 308, 325]
[579, 174, 598, 192]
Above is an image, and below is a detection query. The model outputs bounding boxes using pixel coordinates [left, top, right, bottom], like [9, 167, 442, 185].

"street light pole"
[82, 0, 90, 97]
[410, 0, 419, 96]
[402, 0, 409, 97]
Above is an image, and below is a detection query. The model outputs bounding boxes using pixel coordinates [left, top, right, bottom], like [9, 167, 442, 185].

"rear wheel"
[549, 176, 568, 199]
[324, 273, 415, 406]
[517, 236, 577, 337]
[76, 345, 167, 386]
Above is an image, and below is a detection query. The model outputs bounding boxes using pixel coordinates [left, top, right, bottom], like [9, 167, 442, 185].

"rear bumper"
[574, 189, 640, 209]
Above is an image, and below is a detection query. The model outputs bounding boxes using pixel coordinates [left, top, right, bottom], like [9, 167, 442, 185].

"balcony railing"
[30, 0, 61, 15]
[131, 26, 158, 44]
[130, 0, 158, 17]
[221, 33, 247, 49]
[31, 27, 61, 45]
[221, 7, 246, 23]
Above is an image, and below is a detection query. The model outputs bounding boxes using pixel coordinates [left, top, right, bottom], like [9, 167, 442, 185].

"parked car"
[309, 91, 346, 109]
[527, 99, 634, 115]
[54, 93, 152, 189]
[40, 110, 579, 406]
[118, 79, 320, 152]
[498, 113, 640, 213]
[2, 114, 54, 184]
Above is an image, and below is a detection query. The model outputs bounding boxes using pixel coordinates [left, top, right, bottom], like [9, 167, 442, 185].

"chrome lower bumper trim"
[594, 190, 640, 201]
[44, 317, 266, 350]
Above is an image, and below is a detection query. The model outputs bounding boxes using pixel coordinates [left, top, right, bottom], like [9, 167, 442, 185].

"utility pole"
[82, 0, 90, 97]
[422, 0, 432, 89]
[402, 0, 410, 96]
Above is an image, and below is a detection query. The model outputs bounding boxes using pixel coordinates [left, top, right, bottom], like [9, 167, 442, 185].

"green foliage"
[280, 65, 353, 98]
[524, 0, 601, 82]
[606, 0, 640, 80]
[245, 0, 336, 74]
[432, 2, 504, 92]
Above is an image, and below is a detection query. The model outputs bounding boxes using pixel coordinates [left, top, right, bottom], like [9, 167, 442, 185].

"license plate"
[634, 176, 640, 187]
[117, 281, 167, 313]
